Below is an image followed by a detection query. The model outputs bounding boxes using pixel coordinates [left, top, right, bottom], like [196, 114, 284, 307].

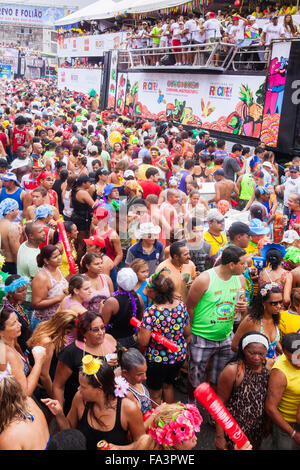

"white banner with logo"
[124, 72, 266, 138]
[57, 67, 102, 94]
[57, 32, 125, 58]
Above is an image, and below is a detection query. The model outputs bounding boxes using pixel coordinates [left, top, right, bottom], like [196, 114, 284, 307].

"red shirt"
[139, 180, 162, 199]
[12, 126, 27, 152]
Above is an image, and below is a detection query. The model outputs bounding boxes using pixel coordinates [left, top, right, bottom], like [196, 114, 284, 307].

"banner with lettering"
[57, 33, 124, 58]
[0, 4, 66, 26]
[124, 72, 266, 138]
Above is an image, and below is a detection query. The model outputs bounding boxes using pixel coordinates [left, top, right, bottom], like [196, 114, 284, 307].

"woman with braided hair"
[231, 283, 283, 369]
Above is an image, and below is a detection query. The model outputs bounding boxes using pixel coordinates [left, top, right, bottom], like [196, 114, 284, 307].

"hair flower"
[114, 376, 129, 398]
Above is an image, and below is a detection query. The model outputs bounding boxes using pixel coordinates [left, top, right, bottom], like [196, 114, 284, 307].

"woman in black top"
[70, 174, 96, 262]
[101, 268, 143, 348]
[42, 358, 145, 450]
[52, 311, 117, 414]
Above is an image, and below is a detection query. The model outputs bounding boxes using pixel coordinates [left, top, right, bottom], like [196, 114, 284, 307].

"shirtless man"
[155, 240, 196, 303]
[209, 169, 235, 205]
[24, 186, 59, 222]
[0, 198, 21, 274]
[159, 188, 183, 244]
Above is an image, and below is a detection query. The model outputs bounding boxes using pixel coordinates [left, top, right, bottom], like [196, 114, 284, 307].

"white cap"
[135, 222, 161, 239]
[171, 127, 179, 133]
[207, 209, 224, 222]
[281, 230, 300, 244]
[124, 170, 135, 179]
[117, 268, 138, 291]
[262, 161, 272, 169]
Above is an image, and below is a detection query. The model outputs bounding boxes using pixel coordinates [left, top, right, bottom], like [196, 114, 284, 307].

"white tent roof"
[55, 0, 190, 26]
[4, 0, 95, 8]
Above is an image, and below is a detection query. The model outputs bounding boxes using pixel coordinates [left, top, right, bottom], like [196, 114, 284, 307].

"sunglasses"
[267, 301, 282, 306]
[216, 219, 225, 224]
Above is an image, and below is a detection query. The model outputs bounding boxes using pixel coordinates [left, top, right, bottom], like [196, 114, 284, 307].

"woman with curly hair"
[0, 369, 50, 450]
[27, 309, 77, 397]
[231, 283, 283, 369]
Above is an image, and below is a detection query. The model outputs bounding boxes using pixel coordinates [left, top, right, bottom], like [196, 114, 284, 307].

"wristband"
[291, 430, 296, 439]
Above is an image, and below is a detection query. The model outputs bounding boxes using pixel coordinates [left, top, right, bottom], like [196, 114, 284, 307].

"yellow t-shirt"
[279, 310, 300, 340]
[203, 231, 227, 256]
[272, 354, 300, 423]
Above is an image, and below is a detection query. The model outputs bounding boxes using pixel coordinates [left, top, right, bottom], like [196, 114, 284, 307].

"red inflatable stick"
[57, 220, 77, 275]
[194, 383, 249, 449]
[130, 317, 179, 353]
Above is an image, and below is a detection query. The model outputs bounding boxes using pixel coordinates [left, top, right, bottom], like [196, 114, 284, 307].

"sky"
[3, 0, 96, 9]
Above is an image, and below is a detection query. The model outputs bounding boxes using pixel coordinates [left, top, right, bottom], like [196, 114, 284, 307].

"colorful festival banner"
[123, 72, 266, 138]
[115, 72, 128, 114]
[260, 41, 291, 147]
[0, 4, 66, 26]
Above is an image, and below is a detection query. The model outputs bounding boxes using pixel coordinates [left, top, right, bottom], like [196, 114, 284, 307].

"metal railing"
[118, 41, 270, 72]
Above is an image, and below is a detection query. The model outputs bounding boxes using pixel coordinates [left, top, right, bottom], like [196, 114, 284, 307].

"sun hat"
[135, 222, 161, 239]
[249, 218, 270, 235]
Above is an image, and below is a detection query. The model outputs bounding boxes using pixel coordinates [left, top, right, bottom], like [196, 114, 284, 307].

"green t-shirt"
[151, 26, 162, 45]
[191, 268, 241, 341]
[240, 173, 255, 201]
[101, 150, 111, 171]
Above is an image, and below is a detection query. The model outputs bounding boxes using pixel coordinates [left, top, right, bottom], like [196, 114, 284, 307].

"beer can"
[97, 440, 110, 450]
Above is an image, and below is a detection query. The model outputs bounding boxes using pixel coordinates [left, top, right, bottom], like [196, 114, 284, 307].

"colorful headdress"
[260, 282, 280, 297]
[148, 403, 203, 449]
[3, 276, 29, 293]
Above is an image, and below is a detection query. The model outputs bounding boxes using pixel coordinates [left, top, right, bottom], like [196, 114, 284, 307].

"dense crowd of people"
[0, 76, 300, 451]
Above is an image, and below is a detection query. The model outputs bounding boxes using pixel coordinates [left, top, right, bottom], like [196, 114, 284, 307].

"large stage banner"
[57, 68, 102, 94]
[124, 72, 266, 138]
[57, 32, 124, 58]
[260, 41, 291, 147]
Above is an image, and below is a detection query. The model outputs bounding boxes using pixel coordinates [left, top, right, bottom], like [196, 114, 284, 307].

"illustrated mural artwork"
[123, 73, 265, 138]
[261, 55, 289, 146]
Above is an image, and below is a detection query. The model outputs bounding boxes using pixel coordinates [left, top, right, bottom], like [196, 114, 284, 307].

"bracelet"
[290, 430, 296, 439]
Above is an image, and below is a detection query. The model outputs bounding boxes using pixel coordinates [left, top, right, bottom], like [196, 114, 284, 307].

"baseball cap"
[209, 12, 216, 18]
[228, 221, 256, 238]
[281, 230, 300, 245]
[262, 161, 272, 169]
[249, 218, 269, 235]
[103, 183, 117, 197]
[83, 236, 105, 248]
[124, 169, 135, 179]
[289, 164, 299, 172]
[207, 209, 224, 222]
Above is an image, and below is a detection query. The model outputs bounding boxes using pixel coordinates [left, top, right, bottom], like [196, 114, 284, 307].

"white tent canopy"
[55, 0, 191, 26]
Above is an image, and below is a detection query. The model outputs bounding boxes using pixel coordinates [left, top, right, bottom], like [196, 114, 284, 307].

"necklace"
[5, 301, 30, 326]
[208, 231, 225, 246]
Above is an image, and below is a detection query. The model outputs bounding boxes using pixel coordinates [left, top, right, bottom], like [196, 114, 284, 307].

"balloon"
[57, 221, 77, 275]
[194, 383, 249, 449]
[217, 200, 230, 215]
[109, 130, 122, 147]
[234, 0, 241, 6]
[130, 317, 178, 352]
